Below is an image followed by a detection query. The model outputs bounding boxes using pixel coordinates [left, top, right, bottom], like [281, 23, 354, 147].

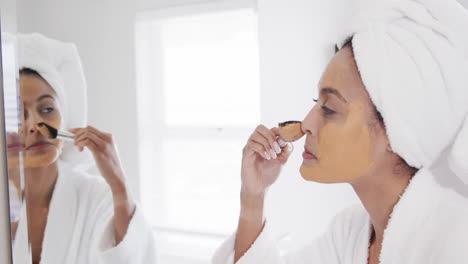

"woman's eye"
[321, 105, 336, 115]
[41, 107, 54, 113]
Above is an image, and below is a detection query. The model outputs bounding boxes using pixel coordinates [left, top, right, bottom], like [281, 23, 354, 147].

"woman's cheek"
[23, 138, 63, 168]
[44, 113, 62, 129]
[300, 102, 374, 183]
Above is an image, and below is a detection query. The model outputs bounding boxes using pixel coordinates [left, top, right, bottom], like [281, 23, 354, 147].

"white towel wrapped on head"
[17, 33, 92, 167]
[336, 0, 468, 184]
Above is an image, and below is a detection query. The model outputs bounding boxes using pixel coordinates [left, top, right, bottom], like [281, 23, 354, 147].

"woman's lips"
[8, 143, 25, 151]
[302, 149, 317, 160]
[26, 141, 53, 150]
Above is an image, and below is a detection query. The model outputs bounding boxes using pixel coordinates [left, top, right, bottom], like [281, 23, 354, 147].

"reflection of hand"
[69, 126, 135, 243]
[69, 126, 131, 202]
[241, 125, 293, 197]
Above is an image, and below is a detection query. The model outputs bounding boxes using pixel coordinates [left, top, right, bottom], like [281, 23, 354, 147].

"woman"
[213, 0, 468, 263]
[9, 33, 156, 264]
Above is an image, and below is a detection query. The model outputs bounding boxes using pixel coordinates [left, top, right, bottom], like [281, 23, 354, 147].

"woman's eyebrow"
[36, 94, 55, 102]
[320, 87, 347, 103]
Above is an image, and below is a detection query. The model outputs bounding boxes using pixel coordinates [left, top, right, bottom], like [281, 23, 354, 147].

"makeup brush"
[37, 122, 75, 142]
[278, 120, 305, 142]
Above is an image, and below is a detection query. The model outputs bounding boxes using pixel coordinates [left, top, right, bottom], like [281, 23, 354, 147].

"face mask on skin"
[300, 102, 374, 183]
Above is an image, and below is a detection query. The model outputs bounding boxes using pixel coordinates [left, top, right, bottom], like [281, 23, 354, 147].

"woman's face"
[12, 74, 64, 168]
[300, 46, 390, 183]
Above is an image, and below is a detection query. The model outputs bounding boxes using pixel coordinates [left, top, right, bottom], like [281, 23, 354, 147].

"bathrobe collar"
[360, 167, 468, 263]
[39, 162, 78, 263]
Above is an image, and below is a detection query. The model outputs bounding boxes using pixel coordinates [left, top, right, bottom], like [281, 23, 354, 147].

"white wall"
[0, 0, 16, 33]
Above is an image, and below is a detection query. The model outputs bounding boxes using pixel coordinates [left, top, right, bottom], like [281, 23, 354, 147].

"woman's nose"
[23, 115, 43, 134]
[302, 107, 321, 137]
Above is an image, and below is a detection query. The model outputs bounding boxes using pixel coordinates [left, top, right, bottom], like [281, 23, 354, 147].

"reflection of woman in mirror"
[213, 1, 468, 264]
[9, 33, 156, 264]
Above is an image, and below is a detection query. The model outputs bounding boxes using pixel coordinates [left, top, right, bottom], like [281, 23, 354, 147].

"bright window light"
[136, 6, 260, 239]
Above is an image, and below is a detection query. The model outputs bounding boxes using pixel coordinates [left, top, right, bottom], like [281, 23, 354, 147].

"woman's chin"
[299, 165, 344, 183]
[24, 151, 60, 168]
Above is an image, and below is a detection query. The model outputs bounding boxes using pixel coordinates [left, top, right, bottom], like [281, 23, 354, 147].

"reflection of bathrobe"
[212, 168, 468, 263]
[8, 181, 21, 222]
[13, 161, 157, 264]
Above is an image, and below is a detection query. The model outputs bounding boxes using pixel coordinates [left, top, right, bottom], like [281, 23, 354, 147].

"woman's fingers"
[270, 127, 293, 162]
[249, 132, 275, 158]
[256, 125, 277, 150]
[84, 125, 111, 141]
[277, 142, 293, 163]
[245, 141, 271, 160]
[75, 137, 98, 152]
[74, 129, 106, 152]
[271, 127, 280, 136]
[70, 126, 109, 141]
[245, 125, 296, 161]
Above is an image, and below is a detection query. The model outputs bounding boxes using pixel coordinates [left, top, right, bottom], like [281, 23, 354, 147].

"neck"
[24, 162, 59, 208]
[350, 166, 413, 244]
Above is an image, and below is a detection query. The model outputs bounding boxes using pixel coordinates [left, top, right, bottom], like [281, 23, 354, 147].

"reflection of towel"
[16, 33, 93, 167]
[334, 0, 468, 185]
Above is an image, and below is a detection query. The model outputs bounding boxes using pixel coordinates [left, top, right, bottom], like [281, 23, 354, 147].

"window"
[136, 1, 260, 262]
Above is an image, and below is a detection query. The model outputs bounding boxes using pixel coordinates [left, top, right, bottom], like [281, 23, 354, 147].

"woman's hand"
[235, 125, 293, 262]
[241, 125, 293, 197]
[69, 126, 135, 243]
[69, 126, 125, 191]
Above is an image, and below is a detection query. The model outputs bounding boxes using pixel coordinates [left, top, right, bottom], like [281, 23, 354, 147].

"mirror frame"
[0, 20, 14, 264]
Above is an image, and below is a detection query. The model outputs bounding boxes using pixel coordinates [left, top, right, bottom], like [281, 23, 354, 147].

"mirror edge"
[0, 18, 13, 264]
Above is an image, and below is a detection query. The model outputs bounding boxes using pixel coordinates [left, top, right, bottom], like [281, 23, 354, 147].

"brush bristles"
[37, 122, 58, 139]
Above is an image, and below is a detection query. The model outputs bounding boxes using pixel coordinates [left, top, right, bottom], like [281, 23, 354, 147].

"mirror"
[0, 28, 14, 264]
[0, 0, 29, 263]
[12, 0, 166, 263]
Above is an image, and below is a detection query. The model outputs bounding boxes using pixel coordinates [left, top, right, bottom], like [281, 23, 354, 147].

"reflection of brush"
[37, 122, 75, 142]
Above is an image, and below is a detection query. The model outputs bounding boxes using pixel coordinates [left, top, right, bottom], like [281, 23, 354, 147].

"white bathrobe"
[12, 161, 158, 264]
[212, 167, 468, 263]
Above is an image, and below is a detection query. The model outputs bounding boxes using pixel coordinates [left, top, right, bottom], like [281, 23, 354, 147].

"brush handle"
[57, 131, 75, 142]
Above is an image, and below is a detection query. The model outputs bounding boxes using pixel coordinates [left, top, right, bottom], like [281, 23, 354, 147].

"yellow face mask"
[300, 102, 374, 183]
